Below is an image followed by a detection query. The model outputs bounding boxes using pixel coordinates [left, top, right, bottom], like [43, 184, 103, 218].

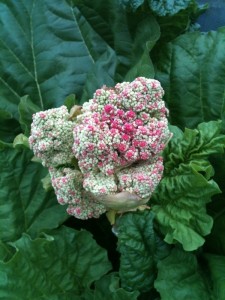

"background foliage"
[1, 0, 225, 299]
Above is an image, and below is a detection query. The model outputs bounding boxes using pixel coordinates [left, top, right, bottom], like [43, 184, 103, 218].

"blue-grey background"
[197, 0, 225, 31]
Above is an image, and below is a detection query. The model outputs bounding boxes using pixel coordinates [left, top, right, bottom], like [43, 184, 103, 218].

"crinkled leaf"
[205, 254, 225, 300]
[152, 121, 225, 251]
[155, 27, 225, 129]
[117, 210, 171, 292]
[164, 121, 225, 172]
[148, 0, 197, 17]
[154, 248, 211, 300]
[0, 227, 111, 299]
[152, 175, 218, 251]
[83, 273, 139, 300]
[0, 144, 68, 242]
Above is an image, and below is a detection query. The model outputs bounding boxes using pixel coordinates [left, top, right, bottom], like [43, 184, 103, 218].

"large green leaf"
[205, 254, 225, 300]
[124, 16, 160, 81]
[75, 0, 159, 73]
[0, 144, 68, 242]
[152, 121, 225, 251]
[77, 0, 160, 101]
[0, 0, 115, 117]
[154, 27, 225, 129]
[0, 0, 160, 121]
[154, 248, 211, 300]
[117, 210, 171, 292]
[0, 226, 111, 299]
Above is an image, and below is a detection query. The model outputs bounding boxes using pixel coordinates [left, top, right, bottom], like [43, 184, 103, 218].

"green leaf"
[151, 2, 208, 66]
[118, 0, 144, 12]
[124, 17, 160, 81]
[117, 210, 171, 292]
[18, 95, 40, 136]
[13, 133, 30, 149]
[76, 0, 159, 87]
[205, 254, 225, 300]
[84, 273, 139, 300]
[0, 144, 68, 242]
[155, 10, 190, 44]
[0, 227, 111, 299]
[154, 248, 211, 300]
[81, 48, 118, 104]
[64, 94, 78, 111]
[152, 121, 224, 251]
[0, 0, 113, 116]
[164, 121, 225, 172]
[41, 173, 53, 192]
[0, 241, 15, 263]
[155, 27, 225, 129]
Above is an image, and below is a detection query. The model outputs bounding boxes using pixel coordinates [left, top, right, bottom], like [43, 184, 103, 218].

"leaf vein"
[0, 38, 35, 81]
[30, 0, 44, 110]
[0, 76, 20, 99]
[69, 1, 95, 64]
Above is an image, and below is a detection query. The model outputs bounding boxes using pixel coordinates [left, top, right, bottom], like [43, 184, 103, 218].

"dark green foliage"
[117, 211, 171, 292]
[1, 0, 225, 299]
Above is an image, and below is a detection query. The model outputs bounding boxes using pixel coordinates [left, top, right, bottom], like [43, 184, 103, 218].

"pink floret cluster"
[82, 157, 164, 200]
[73, 77, 170, 176]
[49, 167, 106, 219]
[29, 106, 74, 167]
[117, 157, 164, 199]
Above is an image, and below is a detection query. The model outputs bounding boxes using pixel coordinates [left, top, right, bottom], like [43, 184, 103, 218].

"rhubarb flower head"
[29, 77, 172, 219]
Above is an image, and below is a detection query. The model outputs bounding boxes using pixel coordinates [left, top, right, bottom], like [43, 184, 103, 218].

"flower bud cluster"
[73, 77, 171, 176]
[82, 157, 163, 201]
[117, 157, 164, 199]
[49, 167, 106, 219]
[83, 172, 118, 195]
[29, 77, 172, 219]
[29, 106, 74, 167]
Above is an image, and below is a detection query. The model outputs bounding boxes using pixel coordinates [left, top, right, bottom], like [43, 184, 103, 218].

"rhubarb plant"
[1, 0, 225, 299]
